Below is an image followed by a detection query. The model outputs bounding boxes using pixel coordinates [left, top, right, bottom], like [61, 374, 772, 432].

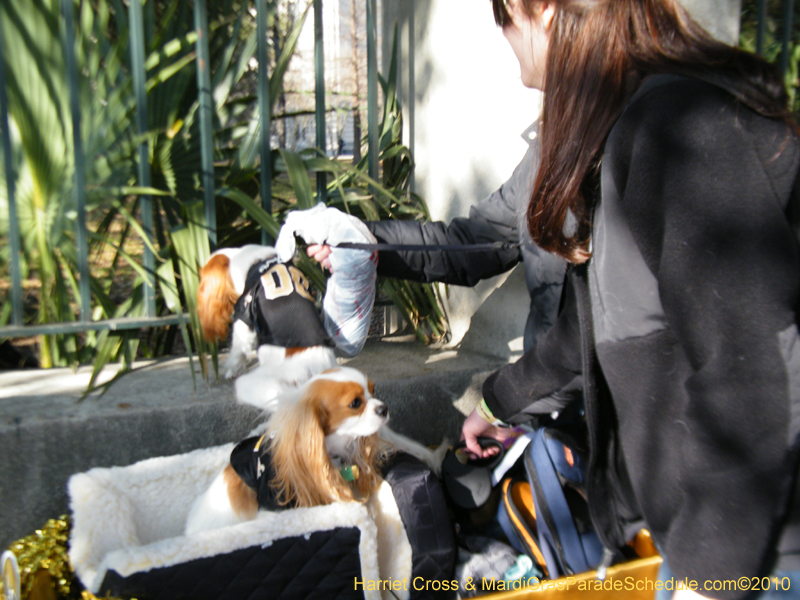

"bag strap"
[526, 428, 595, 576]
[497, 478, 549, 575]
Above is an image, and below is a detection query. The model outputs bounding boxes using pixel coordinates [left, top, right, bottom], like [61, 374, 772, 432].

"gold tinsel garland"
[1, 516, 131, 600]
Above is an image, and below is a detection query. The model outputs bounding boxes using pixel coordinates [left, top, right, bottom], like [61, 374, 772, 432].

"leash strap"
[333, 241, 521, 253]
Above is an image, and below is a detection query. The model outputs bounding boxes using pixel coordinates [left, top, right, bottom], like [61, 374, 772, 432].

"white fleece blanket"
[68, 444, 413, 600]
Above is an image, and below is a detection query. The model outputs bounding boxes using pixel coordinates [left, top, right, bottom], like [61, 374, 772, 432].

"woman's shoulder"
[605, 73, 800, 232]
[608, 74, 797, 163]
[628, 74, 724, 104]
[614, 74, 739, 136]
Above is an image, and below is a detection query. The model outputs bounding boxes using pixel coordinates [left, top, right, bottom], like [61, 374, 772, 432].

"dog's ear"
[268, 389, 352, 507]
[367, 380, 375, 396]
[351, 434, 384, 499]
[197, 254, 238, 342]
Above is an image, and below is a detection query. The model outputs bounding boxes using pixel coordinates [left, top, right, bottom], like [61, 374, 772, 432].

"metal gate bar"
[129, 0, 157, 318]
[315, 0, 327, 203]
[194, 0, 216, 252]
[366, 0, 378, 183]
[0, 10, 22, 327]
[62, 0, 92, 322]
[257, 0, 273, 245]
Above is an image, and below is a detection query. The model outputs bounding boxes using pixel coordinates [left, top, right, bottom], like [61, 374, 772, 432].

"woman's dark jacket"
[483, 75, 800, 597]
[364, 126, 567, 351]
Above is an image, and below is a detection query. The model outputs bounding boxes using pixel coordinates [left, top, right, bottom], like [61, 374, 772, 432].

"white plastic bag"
[276, 204, 378, 357]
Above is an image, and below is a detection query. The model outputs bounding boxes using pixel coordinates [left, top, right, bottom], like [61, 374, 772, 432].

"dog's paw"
[428, 439, 451, 476]
[223, 355, 247, 379]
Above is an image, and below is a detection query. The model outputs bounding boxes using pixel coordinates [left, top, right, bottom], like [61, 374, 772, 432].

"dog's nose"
[375, 404, 388, 418]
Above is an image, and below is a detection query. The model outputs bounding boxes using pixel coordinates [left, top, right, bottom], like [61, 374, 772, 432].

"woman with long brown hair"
[461, 1, 800, 597]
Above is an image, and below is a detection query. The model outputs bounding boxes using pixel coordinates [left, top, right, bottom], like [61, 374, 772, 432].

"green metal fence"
[0, 0, 795, 343]
[0, 0, 380, 341]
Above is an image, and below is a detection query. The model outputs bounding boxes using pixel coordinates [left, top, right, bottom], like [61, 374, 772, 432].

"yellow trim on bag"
[481, 527, 662, 600]
[502, 479, 548, 575]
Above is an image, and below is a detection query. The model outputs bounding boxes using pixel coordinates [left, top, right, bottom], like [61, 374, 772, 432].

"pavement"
[0, 336, 510, 549]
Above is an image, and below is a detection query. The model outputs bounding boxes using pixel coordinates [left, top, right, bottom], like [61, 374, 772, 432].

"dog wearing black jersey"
[196, 246, 336, 401]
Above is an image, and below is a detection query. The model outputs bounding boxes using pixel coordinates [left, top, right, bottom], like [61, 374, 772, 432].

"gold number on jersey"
[260, 264, 314, 302]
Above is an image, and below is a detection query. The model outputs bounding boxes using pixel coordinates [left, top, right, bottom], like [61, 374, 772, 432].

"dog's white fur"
[186, 367, 446, 536]
[216, 245, 277, 295]
[234, 345, 337, 413]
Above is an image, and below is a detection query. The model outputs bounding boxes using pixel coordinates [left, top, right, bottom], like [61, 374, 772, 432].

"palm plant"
[145, 6, 448, 362]
[0, 0, 167, 370]
[0, 0, 287, 383]
[0, 0, 446, 392]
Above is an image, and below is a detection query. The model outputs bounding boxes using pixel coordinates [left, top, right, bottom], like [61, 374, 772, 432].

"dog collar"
[340, 465, 360, 481]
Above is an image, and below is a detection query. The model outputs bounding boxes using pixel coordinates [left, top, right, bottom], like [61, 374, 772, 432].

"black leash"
[333, 241, 521, 253]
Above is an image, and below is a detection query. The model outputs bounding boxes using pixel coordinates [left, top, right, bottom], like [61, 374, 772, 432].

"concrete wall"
[381, 0, 741, 359]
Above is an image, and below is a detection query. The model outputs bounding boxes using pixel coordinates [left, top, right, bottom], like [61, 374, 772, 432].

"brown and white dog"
[185, 367, 445, 534]
[196, 245, 336, 394]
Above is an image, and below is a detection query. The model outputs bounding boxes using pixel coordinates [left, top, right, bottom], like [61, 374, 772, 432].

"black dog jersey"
[229, 435, 288, 511]
[232, 256, 333, 349]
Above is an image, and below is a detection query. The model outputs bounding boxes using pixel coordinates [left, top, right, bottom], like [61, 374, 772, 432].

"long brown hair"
[494, 0, 794, 263]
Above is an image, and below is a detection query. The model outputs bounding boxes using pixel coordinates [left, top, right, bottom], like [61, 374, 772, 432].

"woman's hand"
[307, 244, 333, 272]
[461, 408, 511, 459]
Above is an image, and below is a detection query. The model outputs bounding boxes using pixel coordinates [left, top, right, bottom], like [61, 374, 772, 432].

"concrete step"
[0, 338, 509, 549]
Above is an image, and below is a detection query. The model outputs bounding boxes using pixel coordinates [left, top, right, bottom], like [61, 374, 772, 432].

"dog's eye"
[349, 397, 363, 409]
